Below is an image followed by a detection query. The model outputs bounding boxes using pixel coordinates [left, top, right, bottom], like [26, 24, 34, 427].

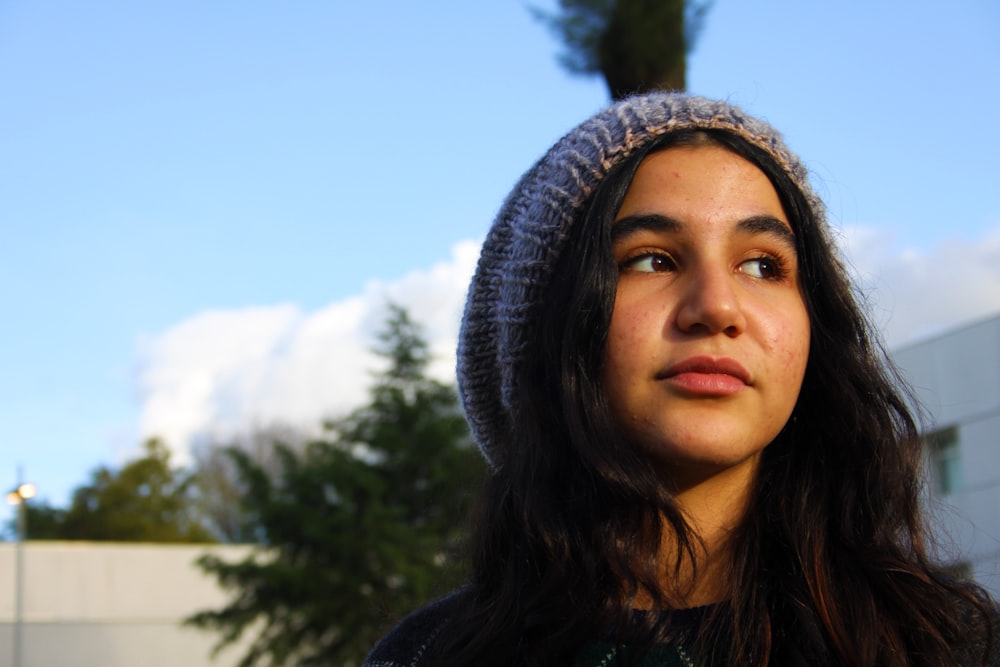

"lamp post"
[7, 479, 35, 667]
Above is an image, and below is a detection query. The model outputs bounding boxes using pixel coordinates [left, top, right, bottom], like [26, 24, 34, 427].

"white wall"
[893, 313, 1000, 597]
[0, 542, 254, 667]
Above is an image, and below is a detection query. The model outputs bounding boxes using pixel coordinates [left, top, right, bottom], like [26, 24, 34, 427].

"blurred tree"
[190, 424, 308, 543]
[533, 0, 714, 98]
[46, 438, 213, 542]
[187, 304, 484, 667]
[19, 501, 66, 539]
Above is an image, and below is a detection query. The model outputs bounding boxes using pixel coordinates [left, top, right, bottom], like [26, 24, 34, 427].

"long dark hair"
[433, 129, 994, 666]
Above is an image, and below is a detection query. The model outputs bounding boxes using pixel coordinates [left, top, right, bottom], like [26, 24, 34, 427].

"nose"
[674, 266, 747, 336]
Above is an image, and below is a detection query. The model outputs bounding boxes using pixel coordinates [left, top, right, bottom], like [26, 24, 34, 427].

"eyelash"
[618, 250, 791, 282]
[740, 254, 790, 281]
[619, 251, 676, 273]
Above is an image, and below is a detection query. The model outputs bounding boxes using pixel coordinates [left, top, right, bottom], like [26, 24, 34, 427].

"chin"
[636, 437, 770, 488]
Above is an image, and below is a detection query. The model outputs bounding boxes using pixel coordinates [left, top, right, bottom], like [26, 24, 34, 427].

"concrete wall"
[0, 542, 254, 667]
[893, 313, 1000, 597]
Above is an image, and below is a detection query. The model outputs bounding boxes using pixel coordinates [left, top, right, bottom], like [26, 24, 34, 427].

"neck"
[642, 455, 759, 608]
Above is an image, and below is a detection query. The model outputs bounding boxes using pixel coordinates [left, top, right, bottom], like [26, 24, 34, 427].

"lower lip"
[665, 372, 747, 396]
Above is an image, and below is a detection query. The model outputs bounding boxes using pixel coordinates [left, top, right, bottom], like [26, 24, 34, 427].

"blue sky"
[2, 1, 999, 528]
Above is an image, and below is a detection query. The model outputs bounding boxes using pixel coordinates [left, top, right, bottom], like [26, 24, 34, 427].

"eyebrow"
[611, 214, 682, 242]
[611, 213, 797, 248]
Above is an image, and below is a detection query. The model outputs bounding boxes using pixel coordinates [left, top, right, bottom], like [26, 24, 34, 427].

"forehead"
[615, 144, 787, 224]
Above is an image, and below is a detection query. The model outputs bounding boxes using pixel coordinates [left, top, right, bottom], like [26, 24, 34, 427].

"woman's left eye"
[740, 256, 786, 280]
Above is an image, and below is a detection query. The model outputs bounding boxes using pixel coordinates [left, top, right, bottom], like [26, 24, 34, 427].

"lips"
[657, 356, 751, 396]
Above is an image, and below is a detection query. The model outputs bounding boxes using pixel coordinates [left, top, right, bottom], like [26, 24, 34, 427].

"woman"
[364, 93, 997, 666]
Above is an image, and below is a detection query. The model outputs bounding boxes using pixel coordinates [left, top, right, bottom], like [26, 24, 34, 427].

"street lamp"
[7, 482, 35, 505]
[7, 480, 35, 667]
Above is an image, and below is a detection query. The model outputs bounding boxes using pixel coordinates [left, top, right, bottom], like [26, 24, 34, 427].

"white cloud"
[135, 240, 480, 465]
[839, 225, 1000, 348]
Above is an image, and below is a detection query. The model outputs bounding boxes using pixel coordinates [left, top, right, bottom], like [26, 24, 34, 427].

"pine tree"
[187, 305, 484, 667]
[533, 0, 714, 98]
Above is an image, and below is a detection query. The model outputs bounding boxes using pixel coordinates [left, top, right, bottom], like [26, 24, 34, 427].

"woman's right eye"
[622, 252, 675, 273]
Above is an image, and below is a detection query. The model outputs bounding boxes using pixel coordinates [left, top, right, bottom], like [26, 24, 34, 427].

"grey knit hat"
[457, 91, 827, 467]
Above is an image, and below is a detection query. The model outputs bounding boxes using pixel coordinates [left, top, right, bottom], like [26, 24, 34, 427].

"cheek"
[760, 311, 810, 430]
[609, 286, 671, 336]
[605, 297, 654, 391]
[604, 319, 634, 388]
[770, 310, 811, 383]
[606, 297, 663, 363]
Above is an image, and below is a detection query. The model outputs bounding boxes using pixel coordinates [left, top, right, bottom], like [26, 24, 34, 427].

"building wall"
[892, 313, 1000, 598]
[0, 541, 254, 667]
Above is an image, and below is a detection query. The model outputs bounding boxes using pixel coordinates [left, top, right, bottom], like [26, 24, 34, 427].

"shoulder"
[363, 592, 464, 667]
[947, 590, 1000, 667]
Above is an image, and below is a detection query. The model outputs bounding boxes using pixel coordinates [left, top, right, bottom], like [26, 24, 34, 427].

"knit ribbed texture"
[457, 92, 828, 467]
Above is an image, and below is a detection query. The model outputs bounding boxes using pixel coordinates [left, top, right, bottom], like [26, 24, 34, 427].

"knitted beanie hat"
[457, 91, 827, 467]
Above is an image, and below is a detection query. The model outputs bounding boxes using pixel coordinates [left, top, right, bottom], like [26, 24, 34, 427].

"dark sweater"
[364, 592, 1000, 666]
[363, 596, 723, 666]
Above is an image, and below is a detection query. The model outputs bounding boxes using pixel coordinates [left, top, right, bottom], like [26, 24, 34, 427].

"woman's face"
[603, 144, 810, 487]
